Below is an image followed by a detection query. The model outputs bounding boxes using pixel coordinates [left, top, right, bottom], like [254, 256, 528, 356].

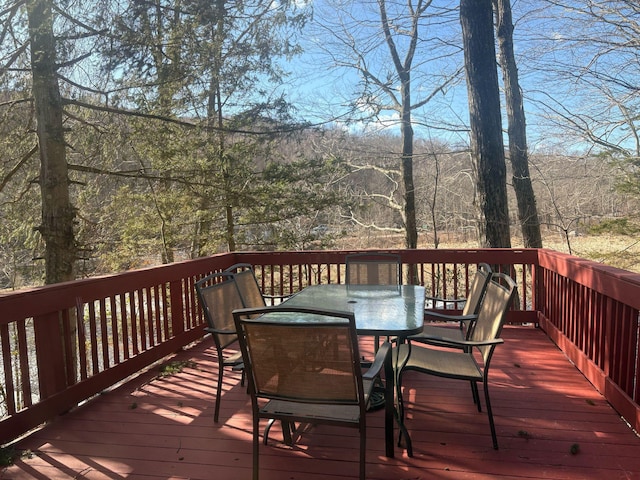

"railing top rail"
[0, 254, 236, 322]
[232, 248, 540, 265]
[537, 248, 640, 309]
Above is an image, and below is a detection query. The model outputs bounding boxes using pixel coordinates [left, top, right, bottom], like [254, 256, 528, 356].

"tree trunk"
[494, 0, 543, 248]
[377, 0, 419, 250]
[28, 0, 76, 284]
[460, 0, 511, 248]
[400, 72, 418, 249]
[211, 0, 236, 253]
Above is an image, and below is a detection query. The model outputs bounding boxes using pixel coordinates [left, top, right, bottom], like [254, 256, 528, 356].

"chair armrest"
[363, 341, 392, 380]
[410, 335, 504, 349]
[204, 326, 237, 336]
[263, 293, 293, 301]
[425, 296, 466, 308]
[424, 311, 477, 323]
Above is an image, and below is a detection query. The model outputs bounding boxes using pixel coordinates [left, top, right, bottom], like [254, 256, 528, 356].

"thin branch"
[0, 145, 37, 193]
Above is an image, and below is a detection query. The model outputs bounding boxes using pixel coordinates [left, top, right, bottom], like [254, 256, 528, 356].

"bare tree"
[460, 0, 511, 247]
[521, 0, 640, 157]
[494, 0, 542, 248]
[310, 0, 462, 249]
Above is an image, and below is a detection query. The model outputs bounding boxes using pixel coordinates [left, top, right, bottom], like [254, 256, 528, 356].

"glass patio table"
[281, 283, 426, 457]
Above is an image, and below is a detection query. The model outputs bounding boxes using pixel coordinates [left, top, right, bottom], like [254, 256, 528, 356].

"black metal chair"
[233, 305, 391, 480]
[194, 272, 245, 423]
[396, 273, 517, 450]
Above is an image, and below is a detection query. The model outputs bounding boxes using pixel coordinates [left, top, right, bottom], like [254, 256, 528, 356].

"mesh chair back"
[236, 308, 363, 405]
[225, 263, 268, 308]
[470, 273, 517, 362]
[461, 263, 492, 316]
[346, 253, 401, 285]
[196, 274, 245, 349]
[234, 269, 268, 308]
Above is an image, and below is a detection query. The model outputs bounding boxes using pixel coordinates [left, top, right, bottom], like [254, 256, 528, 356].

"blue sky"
[280, 0, 468, 143]
[275, 0, 639, 157]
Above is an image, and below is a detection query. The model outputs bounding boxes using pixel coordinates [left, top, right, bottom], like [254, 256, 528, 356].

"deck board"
[2, 326, 639, 479]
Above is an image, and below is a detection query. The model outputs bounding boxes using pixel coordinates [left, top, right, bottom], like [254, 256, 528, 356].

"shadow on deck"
[2, 326, 639, 479]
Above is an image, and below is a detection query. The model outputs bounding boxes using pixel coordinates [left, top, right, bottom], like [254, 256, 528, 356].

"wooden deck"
[2, 326, 639, 479]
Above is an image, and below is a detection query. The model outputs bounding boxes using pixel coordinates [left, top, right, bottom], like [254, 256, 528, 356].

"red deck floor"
[2, 326, 639, 479]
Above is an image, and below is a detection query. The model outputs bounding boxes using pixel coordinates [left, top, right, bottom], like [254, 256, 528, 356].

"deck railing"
[0, 248, 638, 445]
[536, 249, 640, 431]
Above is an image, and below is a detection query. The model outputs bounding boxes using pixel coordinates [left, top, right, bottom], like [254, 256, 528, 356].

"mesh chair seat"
[397, 343, 486, 380]
[261, 400, 363, 424]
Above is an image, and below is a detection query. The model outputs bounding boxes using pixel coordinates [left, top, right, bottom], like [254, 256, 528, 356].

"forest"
[1, 0, 639, 290]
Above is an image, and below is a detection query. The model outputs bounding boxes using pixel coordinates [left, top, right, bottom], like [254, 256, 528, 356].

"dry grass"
[545, 234, 640, 273]
[336, 230, 640, 274]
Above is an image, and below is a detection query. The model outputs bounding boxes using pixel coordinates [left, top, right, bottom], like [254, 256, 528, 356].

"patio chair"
[195, 272, 246, 423]
[395, 272, 517, 450]
[345, 253, 402, 350]
[224, 263, 291, 307]
[232, 305, 392, 480]
[345, 252, 402, 286]
[411, 262, 492, 345]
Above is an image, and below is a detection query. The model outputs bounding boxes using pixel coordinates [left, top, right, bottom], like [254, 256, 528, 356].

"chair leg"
[282, 421, 294, 445]
[396, 370, 405, 426]
[470, 381, 481, 410]
[264, 419, 295, 445]
[263, 419, 275, 445]
[359, 423, 366, 480]
[395, 370, 413, 457]
[483, 381, 499, 450]
[253, 416, 260, 480]
[214, 356, 224, 423]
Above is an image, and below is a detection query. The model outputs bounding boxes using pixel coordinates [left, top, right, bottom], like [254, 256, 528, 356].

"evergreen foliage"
[0, 1, 639, 288]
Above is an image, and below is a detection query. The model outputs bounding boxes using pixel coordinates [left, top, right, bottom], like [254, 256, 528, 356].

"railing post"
[170, 279, 185, 336]
[33, 311, 68, 399]
[533, 261, 542, 326]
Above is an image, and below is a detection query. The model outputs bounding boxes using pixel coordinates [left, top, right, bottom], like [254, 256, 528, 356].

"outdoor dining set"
[195, 254, 517, 480]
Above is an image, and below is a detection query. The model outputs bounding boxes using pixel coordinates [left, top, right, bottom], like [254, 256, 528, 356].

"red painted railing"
[0, 248, 638, 445]
[536, 249, 640, 432]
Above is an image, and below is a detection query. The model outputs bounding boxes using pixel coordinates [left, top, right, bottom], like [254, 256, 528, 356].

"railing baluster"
[88, 300, 99, 375]
[75, 298, 88, 381]
[0, 322, 16, 415]
[110, 295, 120, 365]
[100, 298, 109, 369]
[120, 293, 129, 360]
[16, 320, 32, 408]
